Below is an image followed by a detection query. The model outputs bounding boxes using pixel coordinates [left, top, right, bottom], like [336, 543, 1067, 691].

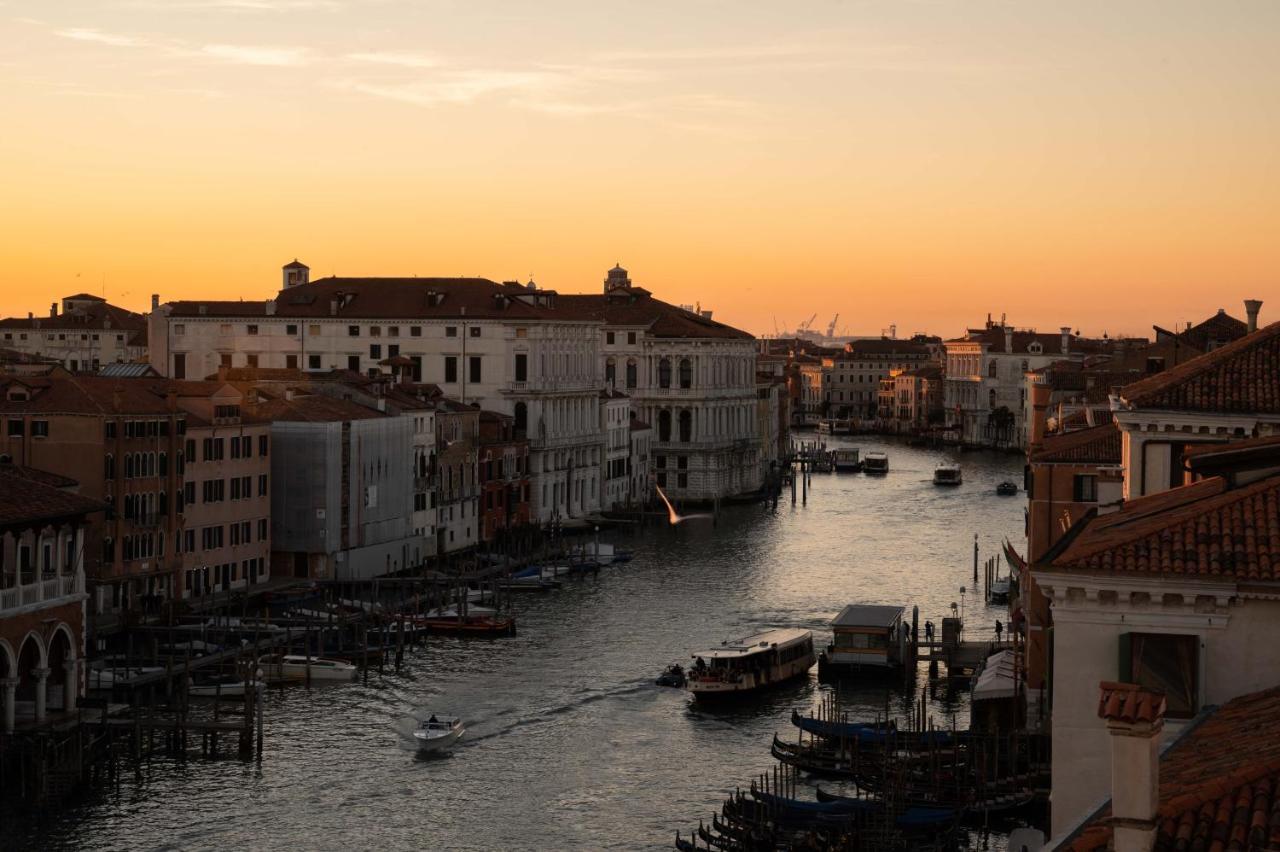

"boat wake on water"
[433, 678, 656, 747]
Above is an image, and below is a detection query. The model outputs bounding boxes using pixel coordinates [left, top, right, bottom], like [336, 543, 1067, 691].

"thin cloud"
[337, 69, 565, 107]
[119, 0, 342, 9]
[55, 27, 150, 48]
[345, 51, 444, 69]
[198, 43, 311, 66]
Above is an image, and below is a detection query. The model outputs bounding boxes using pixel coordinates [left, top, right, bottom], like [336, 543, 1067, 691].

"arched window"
[625, 359, 637, 389]
[989, 389, 998, 409]
[658, 358, 672, 389]
[159, 452, 167, 476]
[104, 454, 115, 480]
[678, 410, 692, 442]
[605, 358, 616, 387]
[679, 358, 692, 389]
[102, 537, 114, 564]
[124, 454, 134, 479]
[988, 361, 997, 378]
[658, 410, 672, 442]
[159, 491, 168, 515]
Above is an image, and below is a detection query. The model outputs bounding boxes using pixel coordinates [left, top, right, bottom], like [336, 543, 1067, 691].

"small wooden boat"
[413, 716, 465, 753]
[933, 464, 962, 486]
[420, 606, 516, 636]
[996, 481, 1019, 496]
[656, 664, 686, 688]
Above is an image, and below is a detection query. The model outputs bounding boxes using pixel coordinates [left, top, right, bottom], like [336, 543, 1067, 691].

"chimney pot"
[1245, 299, 1263, 333]
[1060, 326, 1071, 355]
[1098, 681, 1165, 852]
[150, 294, 159, 311]
[50, 303, 57, 318]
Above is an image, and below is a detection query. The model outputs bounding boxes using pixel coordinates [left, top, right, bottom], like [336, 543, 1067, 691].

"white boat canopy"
[831, 605, 904, 630]
[693, 628, 811, 660]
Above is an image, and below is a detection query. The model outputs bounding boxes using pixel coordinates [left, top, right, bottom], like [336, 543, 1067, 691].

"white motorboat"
[933, 464, 962, 486]
[413, 716, 465, 753]
[686, 628, 815, 698]
[259, 654, 357, 682]
[87, 666, 165, 689]
[863, 452, 889, 475]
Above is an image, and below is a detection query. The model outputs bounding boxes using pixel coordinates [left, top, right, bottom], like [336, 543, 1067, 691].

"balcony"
[0, 573, 84, 614]
[503, 379, 599, 394]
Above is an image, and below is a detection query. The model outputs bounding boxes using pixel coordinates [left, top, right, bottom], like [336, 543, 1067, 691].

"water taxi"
[832, 448, 862, 472]
[933, 464, 962, 486]
[863, 452, 889, 475]
[686, 629, 815, 698]
[414, 716, 465, 754]
[996, 481, 1019, 496]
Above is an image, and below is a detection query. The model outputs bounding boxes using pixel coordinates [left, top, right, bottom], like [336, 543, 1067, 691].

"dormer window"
[1028, 342, 1043, 354]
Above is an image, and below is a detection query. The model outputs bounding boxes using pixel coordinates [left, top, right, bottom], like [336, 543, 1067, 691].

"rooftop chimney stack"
[1029, 379, 1052, 453]
[1060, 326, 1071, 354]
[151, 294, 160, 311]
[1098, 682, 1166, 852]
[1245, 299, 1263, 333]
[1004, 327, 1014, 353]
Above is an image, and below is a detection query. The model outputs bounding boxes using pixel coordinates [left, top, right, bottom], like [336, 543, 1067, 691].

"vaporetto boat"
[686, 628, 815, 698]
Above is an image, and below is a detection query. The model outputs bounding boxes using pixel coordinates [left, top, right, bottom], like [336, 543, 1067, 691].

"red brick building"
[477, 410, 530, 542]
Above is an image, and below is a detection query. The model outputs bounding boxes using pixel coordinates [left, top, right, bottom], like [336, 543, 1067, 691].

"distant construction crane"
[826, 313, 839, 339]
[797, 313, 818, 334]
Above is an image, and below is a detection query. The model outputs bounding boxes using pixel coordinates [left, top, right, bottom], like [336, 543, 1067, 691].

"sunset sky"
[2, 1, 1278, 338]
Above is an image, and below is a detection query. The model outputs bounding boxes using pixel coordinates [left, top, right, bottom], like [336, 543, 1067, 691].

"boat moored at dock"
[863, 452, 889, 475]
[932, 464, 962, 486]
[258, 654, 358, 683]
[686, 629, 815, 698]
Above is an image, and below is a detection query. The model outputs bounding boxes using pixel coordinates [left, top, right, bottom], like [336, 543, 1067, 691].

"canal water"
[18, 437, 1025, 851]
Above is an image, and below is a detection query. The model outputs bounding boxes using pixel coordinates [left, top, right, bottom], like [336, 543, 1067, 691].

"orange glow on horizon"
[2, 2, 1277, 338]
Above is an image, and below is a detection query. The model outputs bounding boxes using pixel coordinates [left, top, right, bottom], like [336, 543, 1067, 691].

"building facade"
[0, 294, 147, 373]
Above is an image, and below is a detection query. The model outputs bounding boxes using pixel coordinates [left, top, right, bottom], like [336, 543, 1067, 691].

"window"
[348, 325, 360, 336]
[469, 326, 480, 338]
[259, 434, 269, 456]
[658, 358, 672, 389]
[605, 358, 616, 386]
[174, 324, 186, 336]
[606, 332, 615, 345]
[444, 356, 458, 383]
[247, 354, 259, 368]
[1073, 474, 1098, 502]
[679, 358, 692, 389]
[1120, 633, 1199, 718]
[247, 325, 259, 336]
[220, 353, 232, 368]
[410, 326, 422, 337]
[286, 354, 298, 369]
[446, 326, 457, 338]
[388, 344, 399, 358]
[626, 360, 637, 389]
[105, 421, 116, 439]
[515, 354, 527, 382]
[348, 355, 360, 372]
[173, 353, 186, 379]
[286, 324, 298, 336]
[105, 454, 115, 479]
[627, 332, 636, 345]
[31, 420, 48, 437]
[309, 355, 321, 369]
[469, 356, 481, 383]
[515, 328, 527, 339]
[988, 361, 998, 378]
[7, 420, 23, 437]
[370, 344, 382, 359]
[258, 473, 268, 496]
[309, 325, 321, 336]
[369, 326, 382, 338]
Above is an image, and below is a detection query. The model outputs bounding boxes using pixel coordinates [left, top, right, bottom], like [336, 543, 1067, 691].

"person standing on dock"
[994, 620, 1003, 643]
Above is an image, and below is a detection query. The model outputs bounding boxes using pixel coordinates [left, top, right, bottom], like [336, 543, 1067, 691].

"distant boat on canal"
[414, 716, 465, 754]
[258, 654, 358, 683]
[933, 464, 962, 486]
[863, 452, 889, 475]
[996, 480, 1019, 496]
[686, 629, 815, 698]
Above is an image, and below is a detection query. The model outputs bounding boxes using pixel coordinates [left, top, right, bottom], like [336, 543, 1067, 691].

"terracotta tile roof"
[0, 300, 146, 333]
[1054, 408, 1115, 432]
[0, 465, 79, 489]
[1098, 681, 1167, 724]
[1155, 310, 1250, 352]
[0, 374, 177, 415]
[0, 466, 105, 529]
[1065, 686, 1280, 852]
[1117, 321, 1280, 414]
[1030, 423, 1122, 465]
[842, 339, 931, 358]
[1046, 473, 1280, 580]
[1183, 434, 1280, 459]
[946, 327, 1107, 354]
[556, 291, 752, 340]
[170, 300, 270, 318]
[246, 392, 385, 423]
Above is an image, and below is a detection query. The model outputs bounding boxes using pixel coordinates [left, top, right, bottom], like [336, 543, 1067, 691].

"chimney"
[151, 294, 159, 311]
[1245, 299, 1263, 333]
[27, 312, 33, 320]
[284, 388, 295, 401]
[329, 299, 339, 316]
[1004, 327, 1014, 353]
[1060, 326, 1071, 355]
[1098, 682, 1166, 852]
[50, 302, 58, 318]
[1029, 379, 1052, 453]
[265, 300, 276, 316]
